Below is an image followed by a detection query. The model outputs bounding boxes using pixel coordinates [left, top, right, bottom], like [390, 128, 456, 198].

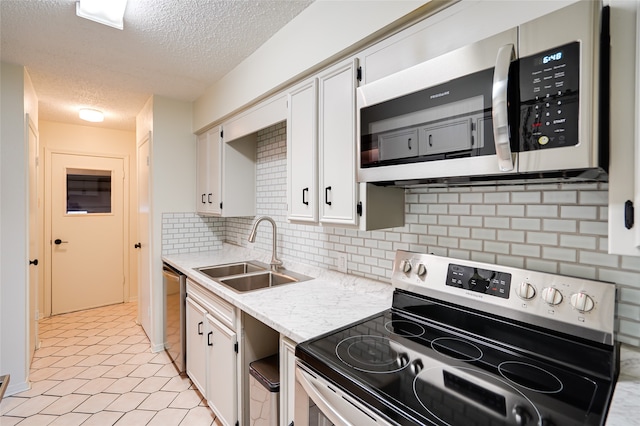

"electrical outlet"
[337, 253, 348, 273]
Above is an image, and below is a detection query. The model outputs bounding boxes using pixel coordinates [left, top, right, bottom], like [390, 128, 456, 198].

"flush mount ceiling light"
[76, 0, 128, 30]
[79, 108, 104, 123]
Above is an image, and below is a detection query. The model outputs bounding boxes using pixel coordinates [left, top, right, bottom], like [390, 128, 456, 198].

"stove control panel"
[391, 250, 616, 344]
[446, 263, 512, 299]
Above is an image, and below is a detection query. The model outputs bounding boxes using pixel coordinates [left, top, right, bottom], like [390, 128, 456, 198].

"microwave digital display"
[519, 42, 580, 152]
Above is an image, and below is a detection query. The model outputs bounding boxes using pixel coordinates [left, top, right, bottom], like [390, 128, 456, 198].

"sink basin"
[218, 269, 313, 293]
[197, 261, 267, 279]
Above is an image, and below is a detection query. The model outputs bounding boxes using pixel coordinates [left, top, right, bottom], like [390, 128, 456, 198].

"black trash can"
[249, 354, 280, 426]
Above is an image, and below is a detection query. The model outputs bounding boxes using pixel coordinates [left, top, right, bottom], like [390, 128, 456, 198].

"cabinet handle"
[289, 422, 294, 426]
[207, 331, 213, 346]
[302, 188, 309, 206]
[324, 186, 332, 206]
[201, 194, 206, 204]
[208, 193, 213, 204]
[197, 321, 203, 335]
[29, 259, 39, 266]
[408, 137, 412, 150]
[428, 134, 433, 147]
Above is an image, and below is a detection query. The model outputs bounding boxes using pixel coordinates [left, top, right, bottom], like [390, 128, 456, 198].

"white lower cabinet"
[206, 314, 238, 426]
[186, 279, 281, 426]
[186, 281, 239, 426]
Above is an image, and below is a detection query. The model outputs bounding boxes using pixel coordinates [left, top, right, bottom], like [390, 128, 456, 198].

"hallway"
[0, 302, 221, 425]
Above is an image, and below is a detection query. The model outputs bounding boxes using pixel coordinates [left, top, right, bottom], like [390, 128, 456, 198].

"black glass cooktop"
[296, 290, 618, 426]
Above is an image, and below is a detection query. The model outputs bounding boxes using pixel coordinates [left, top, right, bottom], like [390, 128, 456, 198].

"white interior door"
[50, 153, 125, 315]
[27, 115, 39, 359]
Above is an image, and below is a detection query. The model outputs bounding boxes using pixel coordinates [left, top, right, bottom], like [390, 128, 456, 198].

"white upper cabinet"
[608, 1, 640, 256]
[196, 128, 222, 216]
[318, 58, 360, 226]
[286, 57, 404, 230]
[196, 126, 256, 217]
[287, 78, 318, 222]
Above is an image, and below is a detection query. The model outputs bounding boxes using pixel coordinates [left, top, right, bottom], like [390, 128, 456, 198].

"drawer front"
[187, 279, 237, 330]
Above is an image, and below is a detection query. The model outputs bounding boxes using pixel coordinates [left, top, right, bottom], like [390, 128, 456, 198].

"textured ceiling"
[0, 0, 314, 130]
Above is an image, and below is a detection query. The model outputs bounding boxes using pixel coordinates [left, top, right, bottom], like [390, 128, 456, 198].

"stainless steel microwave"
[357, 1, 609, 186]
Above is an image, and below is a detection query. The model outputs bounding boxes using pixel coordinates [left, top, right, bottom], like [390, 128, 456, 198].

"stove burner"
[413, 366, 541, 426]
[498, 361, 563, 393]
[384, 320, 426, 337]
[336, 335, 410, 374]
[431, 337, 483, 362]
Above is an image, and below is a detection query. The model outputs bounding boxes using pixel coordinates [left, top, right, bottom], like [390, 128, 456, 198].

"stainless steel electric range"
[295, 250, 619, 426]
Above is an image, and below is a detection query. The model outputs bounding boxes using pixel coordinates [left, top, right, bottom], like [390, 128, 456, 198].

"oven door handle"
[296, 366, 358, 426]
[492, 43, 515, 172]
[296, 364, 391, 426]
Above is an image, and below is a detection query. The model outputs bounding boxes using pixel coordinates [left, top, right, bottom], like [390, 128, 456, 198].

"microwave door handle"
[492, 43, 515, 172]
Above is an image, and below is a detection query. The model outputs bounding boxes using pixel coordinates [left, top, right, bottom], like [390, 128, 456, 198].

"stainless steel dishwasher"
[163, 263, 186, 373]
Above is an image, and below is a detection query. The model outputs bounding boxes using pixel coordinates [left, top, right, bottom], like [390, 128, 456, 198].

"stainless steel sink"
[197, 261, 267, 279]
[195, 261, 313, 293]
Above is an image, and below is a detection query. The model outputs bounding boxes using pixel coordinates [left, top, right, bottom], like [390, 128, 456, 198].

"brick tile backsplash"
[163, 121, 640, 347]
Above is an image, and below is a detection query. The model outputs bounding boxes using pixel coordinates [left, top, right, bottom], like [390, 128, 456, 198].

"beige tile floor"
[0, 302, 222, 426]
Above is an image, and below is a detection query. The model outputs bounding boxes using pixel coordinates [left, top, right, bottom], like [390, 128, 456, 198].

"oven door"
[294, 361, 392, 426]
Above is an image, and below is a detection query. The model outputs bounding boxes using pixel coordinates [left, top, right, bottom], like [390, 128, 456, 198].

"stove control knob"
[512, 405, 532, 426]
[516, 282, 536, 300]
[416, 263, 427, 277]
[570, 292, 595, 312]
[400, 259, 412, 274]
[541, 287, 563, 305]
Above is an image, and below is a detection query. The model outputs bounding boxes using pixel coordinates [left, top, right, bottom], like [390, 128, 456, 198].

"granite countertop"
[607, 344, 640, 425]
[163, 244, 639, 425]
[162, 244, 394, 343]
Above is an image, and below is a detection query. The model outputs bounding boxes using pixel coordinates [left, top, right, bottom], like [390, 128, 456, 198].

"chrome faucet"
[248, 216, 283, 271]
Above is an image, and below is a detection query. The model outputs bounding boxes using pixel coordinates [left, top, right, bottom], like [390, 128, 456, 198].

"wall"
[164, 121, 640, 347]
[0, 62, 37, 395]
[39, 121, 137, 310]
[137, 96, 196, 350]
[193, 0, 435, 132]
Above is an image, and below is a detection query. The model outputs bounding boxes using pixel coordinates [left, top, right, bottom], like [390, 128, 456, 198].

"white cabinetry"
[287, 79, 318, 222]
[287, 57, 404, 230]
[196, 129, 222, 215]
[186, 280, 238, 426]
[186, 279, 280, 426]
[607, 0, 640, 256]
[318, 58, 359, 226]
[195, 126, 256, 217]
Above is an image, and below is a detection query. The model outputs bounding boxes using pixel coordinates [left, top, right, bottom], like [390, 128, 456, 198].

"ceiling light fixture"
[76, 0, 128, 30]
[79, 108, 104, 123]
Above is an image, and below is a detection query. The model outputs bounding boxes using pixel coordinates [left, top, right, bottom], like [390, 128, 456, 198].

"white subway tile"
[542, 247, 577, 262]
[560, 235, 597, 250]
[560, 206, 597, 219]
[512, 191, 541, 204]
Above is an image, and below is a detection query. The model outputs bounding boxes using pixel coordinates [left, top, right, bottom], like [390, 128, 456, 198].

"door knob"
[29, 259, 39, 266]
[54, 239, 68, 245]
[134, 242, 142, 249]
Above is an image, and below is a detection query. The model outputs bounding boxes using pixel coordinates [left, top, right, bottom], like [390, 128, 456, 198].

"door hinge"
[234, 342, 238, 353]
[625, 200, 634, 229]
[356, 66, 362, 82]
[356, 201, 363, 217]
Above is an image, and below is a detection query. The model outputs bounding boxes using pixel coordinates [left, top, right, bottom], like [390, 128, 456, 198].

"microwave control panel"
[519, 41, 580, 151]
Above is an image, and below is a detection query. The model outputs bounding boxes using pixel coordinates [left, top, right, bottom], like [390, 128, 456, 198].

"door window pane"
[67, 169, 112, 214]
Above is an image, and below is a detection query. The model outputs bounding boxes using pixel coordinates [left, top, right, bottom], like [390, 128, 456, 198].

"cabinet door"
[318, 58, 359, 225]
[186, 296, 207, 395]
[287, 79, 318, 222]
[206, 313, 238, 426]
[208, 128, 223, 216]
[196, 133, 211, 214]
